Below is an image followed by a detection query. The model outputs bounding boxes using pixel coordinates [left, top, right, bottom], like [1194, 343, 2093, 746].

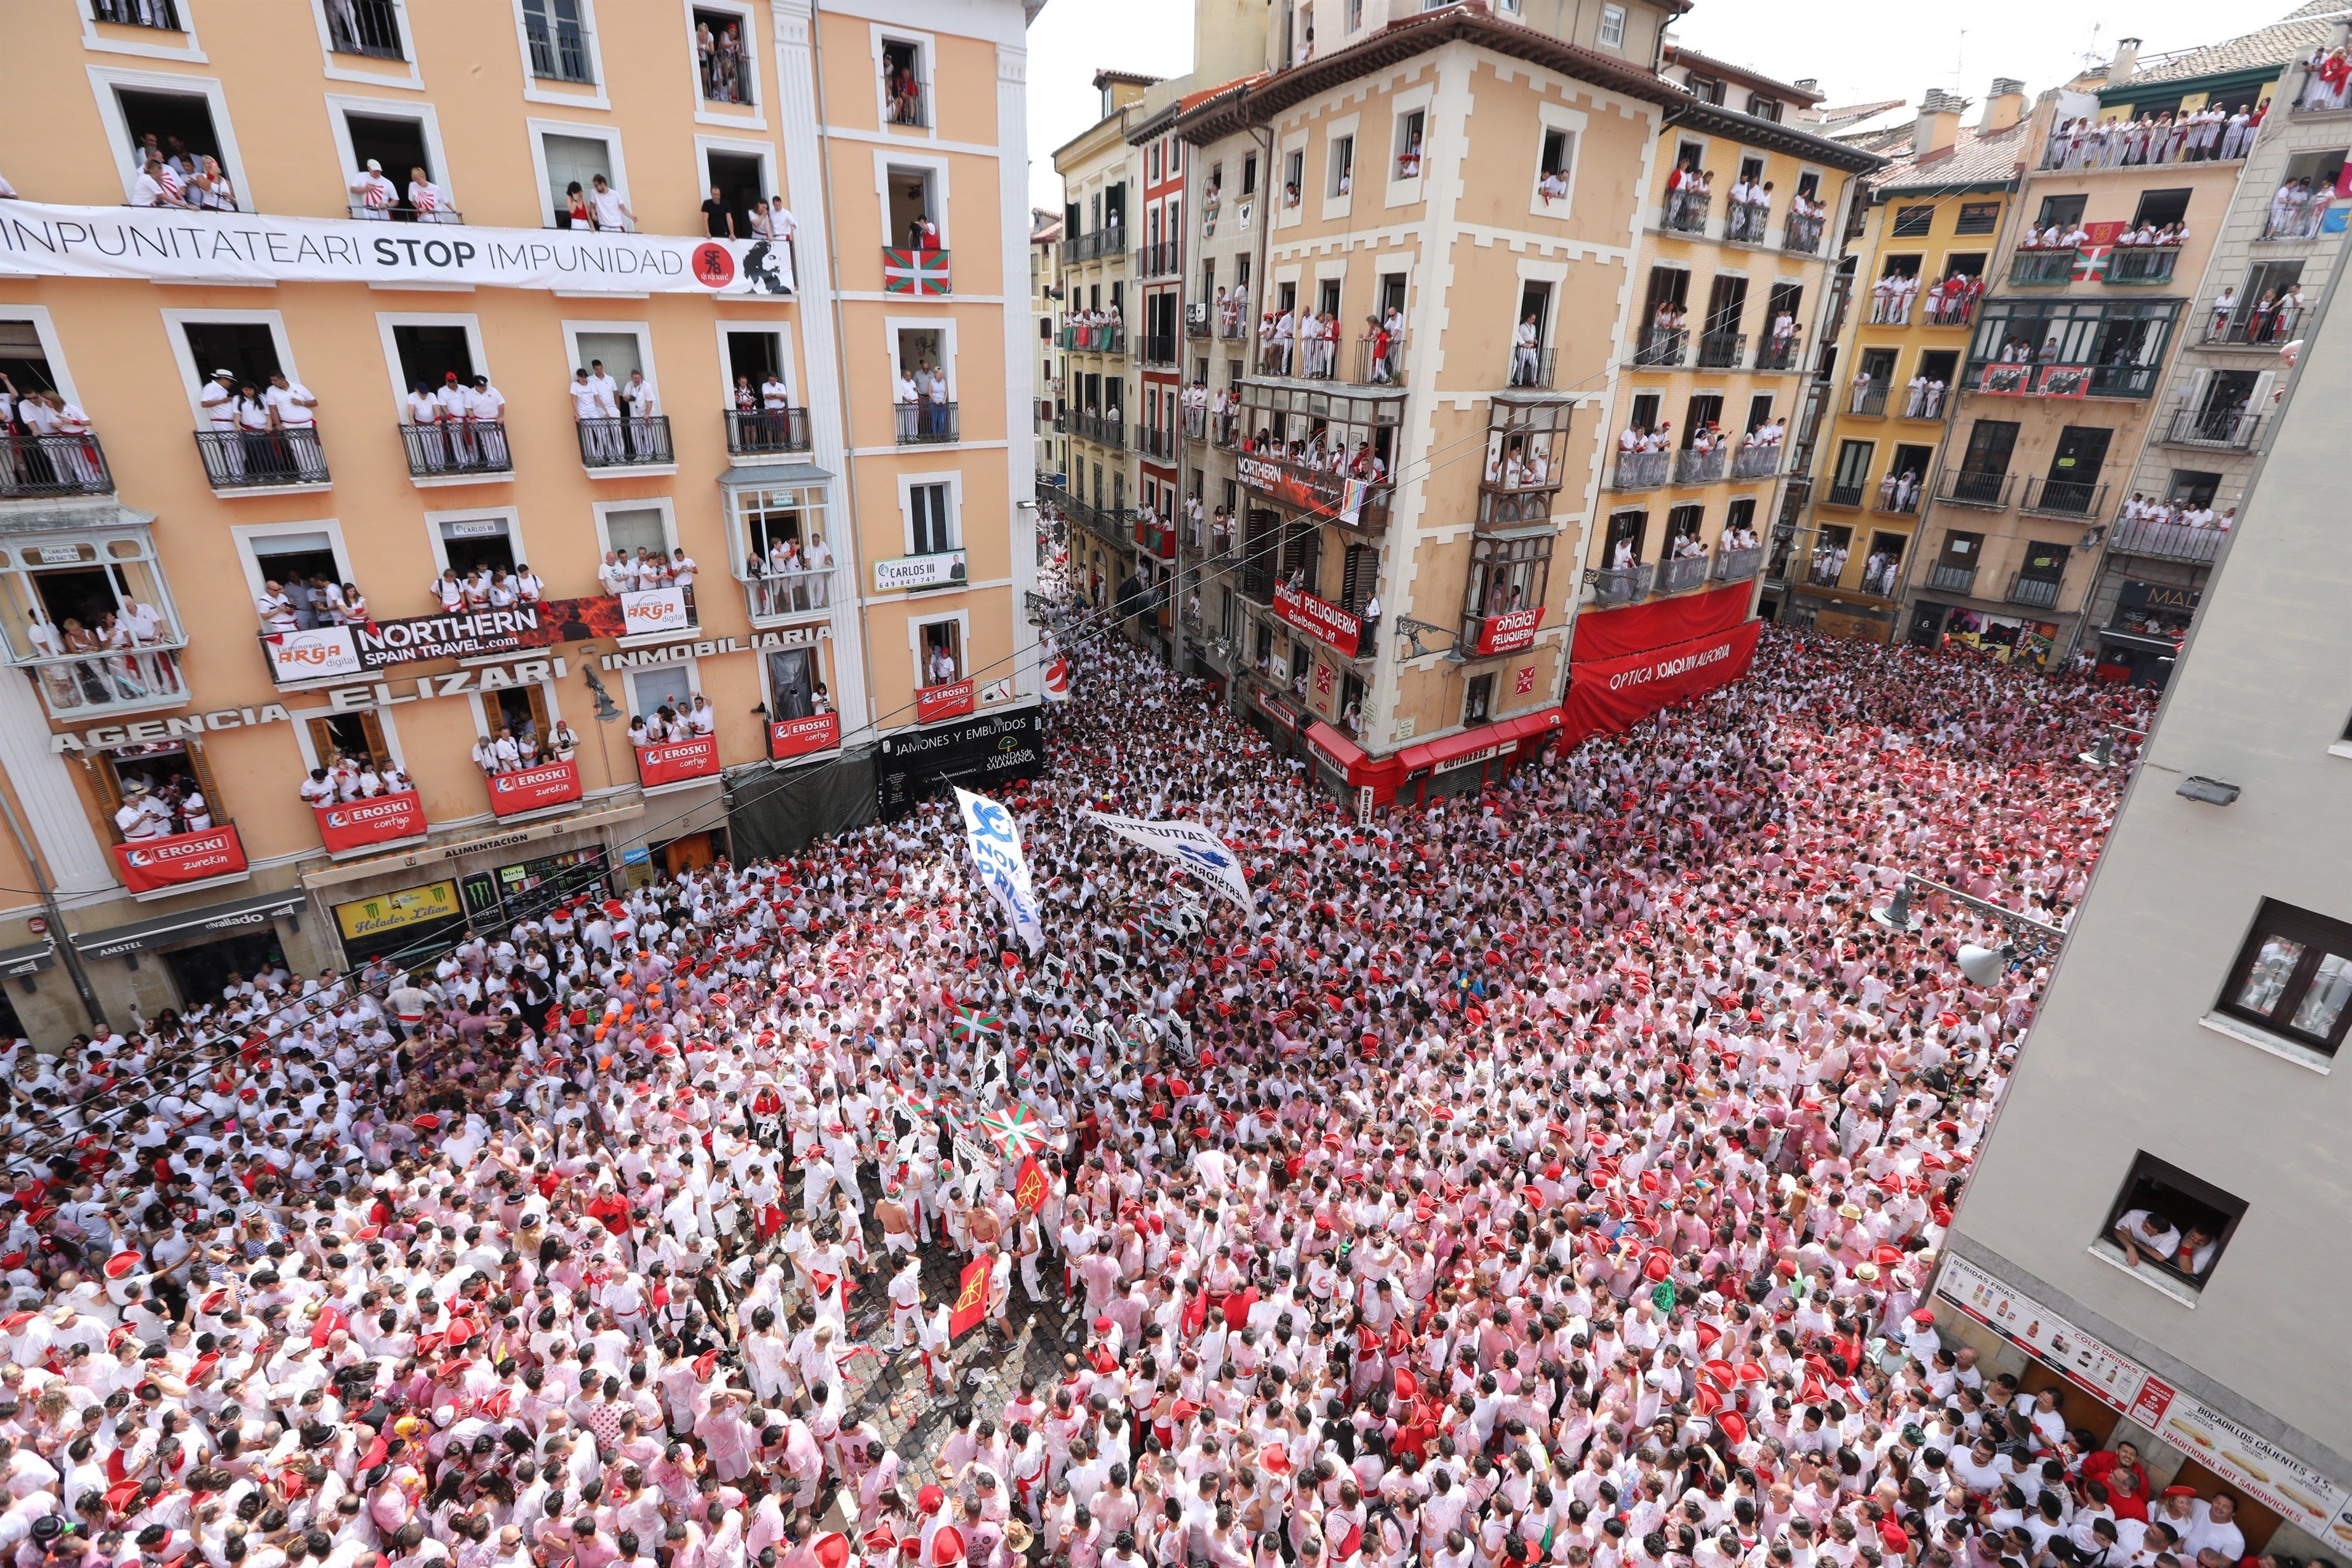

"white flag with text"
[1085, 811, 1256, 912]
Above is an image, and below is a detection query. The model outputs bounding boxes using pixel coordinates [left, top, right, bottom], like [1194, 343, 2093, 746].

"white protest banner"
[0, 200, 795, 296]
[955, 787, 1044, 954]
[1084, 811, 1256, 912]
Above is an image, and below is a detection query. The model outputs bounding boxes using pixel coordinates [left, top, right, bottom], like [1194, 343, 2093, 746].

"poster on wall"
[0, 201, 795, 295]
[266, 596, 627, 682]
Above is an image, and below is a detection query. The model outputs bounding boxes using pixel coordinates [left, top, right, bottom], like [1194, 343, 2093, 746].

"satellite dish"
[1957, 944, 2009, 987]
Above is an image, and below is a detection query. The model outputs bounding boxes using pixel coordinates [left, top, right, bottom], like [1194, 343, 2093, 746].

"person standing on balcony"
[588, 174, 634, 234]
[197, 367, 243, 481]
[760, 371, 792, 447]
[623, 369, 661, 459]
[264, 372, 322, 481]
[349, 158, 397, 219]
[1510, 313, 1540, 387]
[894, 365, 920, 442]
[468, 375, 507, 468]
[573, 365, 619, 461]
[433, 371, 474, 468]
[408, 167, 453, 223]
[922, 361, 950, 439]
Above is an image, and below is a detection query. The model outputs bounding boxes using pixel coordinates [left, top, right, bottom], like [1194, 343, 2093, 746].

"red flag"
[950, 1258, 990, 1340]
[1013, 1155, 1047, 1215]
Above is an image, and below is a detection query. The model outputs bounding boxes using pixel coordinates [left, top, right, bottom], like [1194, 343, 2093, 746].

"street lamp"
[1392, 616, 1456, 660]
[1870, 871, 2070, 981]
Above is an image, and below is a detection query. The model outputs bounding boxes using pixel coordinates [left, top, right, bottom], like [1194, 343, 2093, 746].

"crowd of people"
[2039, 104, 2261, 171]
[469, 716, 582, 774]
[2295, 45, 2351, 111]
[0, 372, 107, 491]
[2206, 281, 2305, 345]
[198, 367, 325, 484]
[627, 697, 721, 751]
[2116, 493, 2237, 535]
[2016, 221, 2189, 253]
[1228, 423, 1391, 486]
[107, 770, 211, 841]
[0, 604, 2241, 1568]
[299, 755, 421, 808]
[407, 374, 512, 472]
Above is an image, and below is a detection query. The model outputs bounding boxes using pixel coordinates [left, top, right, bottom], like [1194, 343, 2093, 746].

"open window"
[917, 618, 964, 686]
[91, 739, 224, 843]
[1393, 110, 1425, 181]
[179, 321, 282, 395]
[1327, 133, 1354, 199]
[237, 526, 352, 634]
[882, 37, 928, 128]
[91, 0, 186, 31]
[0, 529, 187, 718]
[537, 128, 624, 228]
[2218, 898, 2352, 1058]
[111, 83, 235, 201]
[887, 165, 942, 250]
[2131, 187, 2192, 230]
[691, 6, 754, 104]
[326, 0, 406, 60]
[432, 513, 523, 577]
[2098, 1150, 2248, 1296]
[763, 644, 823, 721]
[1601, 508, 1647, 566]
[702, 144, 770, 241]
[481, 683, 554, 751]
[303, 711, 393, 775]
[388, 322, 477, 402]
[334, 108, 448, 220]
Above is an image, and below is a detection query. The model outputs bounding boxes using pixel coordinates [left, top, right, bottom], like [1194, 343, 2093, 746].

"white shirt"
[265, 383, 317, 428]
[589, 187, 630, 231]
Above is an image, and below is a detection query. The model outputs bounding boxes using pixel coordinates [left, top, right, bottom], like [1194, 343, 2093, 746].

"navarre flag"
[981, 1102, 1051, 1162]
[1014, 1154, 1048, 1215]
[882, 247, 952, 296]
[950, 1257, 990, 1339]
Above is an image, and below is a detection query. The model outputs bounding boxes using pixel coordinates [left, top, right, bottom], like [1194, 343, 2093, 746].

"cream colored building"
[0, 0, 1041, 1039]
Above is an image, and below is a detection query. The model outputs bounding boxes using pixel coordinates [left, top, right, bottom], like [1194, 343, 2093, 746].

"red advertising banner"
[1236, 453, 1363, 524]
[1272, 582, 1363, 658]
[1562, 620, 1761, 747]
[484, 759, 584, 817]
[1473, 606, 1546, 656]
[769, 712, 840, 760]
[917, 679, 975, 725]
[635, 735, 720, 788]
[1571, 582, 1749, 664]
[313, 791, 426, 852]
[112, 825, 248, 894]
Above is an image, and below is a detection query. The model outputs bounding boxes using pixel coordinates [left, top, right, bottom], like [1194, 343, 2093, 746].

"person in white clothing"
[349, 158, 397, 217]
[407, 166, 454, 222]
[198, 367, 243, 481]
[468, 376, 509, 468]
[265, 373, 324, 480]
[571, 366, 619, 461]
[805, 532, 833, 608]
[406, 381, 446, 471]
[622, 371, 662, 460]
[587, 174, 634, 233]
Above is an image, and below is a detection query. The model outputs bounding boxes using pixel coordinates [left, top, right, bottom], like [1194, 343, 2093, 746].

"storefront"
[873, 704, 1046, 819]
[2096, 580, 2197, 687]
[1395, 708, 1564, 805]
[1908, 601, 2060, 665]
[332, 879, 468, 965]
[69, 887, 309, 1011]
[1933, 1255, 2343, 1557]
[0, 943, 53, 1040]
[1243, 683, 1309, 760]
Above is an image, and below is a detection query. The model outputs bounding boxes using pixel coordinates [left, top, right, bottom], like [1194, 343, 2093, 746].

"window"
[0, 528, 186, 719]
[1241, 153, 1257, 197]
[1829, 439, 1873, 503]
[2131, 187, 2191, 229]
[327, 0, 406, 60]
[764, 644, 821, 721]
[1328, 134, 1354, 198]
[1603, 508, 1646, 564]
[336, 110, 445, 220]
[436, 514, 520, 575]
[2099, 1151, 2247, 1294]
[2034, 193, 2086, 231]
[1956, 201, 2000, 235]
[1686, 76, 1724, 107]
[1462, 673, 1494, 725]
[909, 482, 955, 556]
[538, 130, 624, 228]
[1283, 149, 1304, 206]
[1746, 94, 1782, 122]
[919, 620, 963, 686]
[726, 481, 831, 598]
[1540, 128, 1575, 179]
[1892, 205, 1935, 237]
[389, 322, 476, 400]
[1395, 110, 1425, 177]
[90, 739, 222, 845]
[522, 0, 595, 85]
[1597, 4, 1625, 48]
[91, 0, 184, 29]
[598, 503, 669, 566]
[109, 83, 240, 210]
[2219, 899, 2352, 1056]
[691, 8, 755, 103]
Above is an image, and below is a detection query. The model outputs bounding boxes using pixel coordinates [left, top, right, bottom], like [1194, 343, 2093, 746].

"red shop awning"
[1397, 707, 1563, 774]
[1304, 721, 1365, 771]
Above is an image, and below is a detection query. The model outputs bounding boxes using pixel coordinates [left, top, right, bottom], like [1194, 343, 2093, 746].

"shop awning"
[2098, 629, 2185, 652]
[71, 887, 307, 959]
[718, 461, 835, 488]
[1249, 686, 1304, 728]
[1397, 707, 1563, 774]
[0, 941, 55, 979]
[1304, 721, 1365, 772]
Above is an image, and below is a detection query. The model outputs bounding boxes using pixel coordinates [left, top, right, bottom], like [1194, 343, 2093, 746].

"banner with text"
[768, 712, 840, 761]
[917, 678, 976, 724]
[1569, 582, 1750, 664]
[635, 735, 720, 788]
[955, 787, 1044, 953]
[1473, 606, 1546, 656]
[486, 759, 584, 817]
[1085, 810, 1255, 912]
[619, 586, 690, 637]
[113, 826, 248, 894]
[313, 791, 427, 853]
[1561, 620, 1761, 749]
[1236, 454, 1365, 526]
[1271, 582, 1364, 659]
[266, 596, 629, 682]
[0, 201, 794, 296]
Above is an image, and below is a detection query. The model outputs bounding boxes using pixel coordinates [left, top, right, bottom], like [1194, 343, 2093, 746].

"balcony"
[1137, 240, 1182, 276]
[1505, 348, 1556, 389]
[2259, 208, 2325, 242]
[1139, 334, 1179, 367]
[1873, 477, 1922, 515]
[1673, 448, 1725, 485]
[1696, 331, 1746, 370]
[2203, 312, 2297, 348]
[1611, 449, 1669, 489]
[1587, 564, 1655, 606]
[1220, 317, 1250, 342]
[2163, 405, 2261, 451]
[725, 407, 813, 457]
[575, 416, 673, 470]
[2020, 475, 2107, 519]
[2007, 572, 2062, 610]
[400, 421, 511, 480]
[1354, 336, 1405, 386]
[1927, 562, 1978, 596]
[1062, 323, 1126, 355]
[1925, 293, 1979, 329]
[1657, 552, 1712, 595]
[1181, 407, 1205, 442]
[1137, 425, 1176, 461]
[2107, 249, 2178, 285]
[195, 428, 328, 491]
[1, 433, 114, 498]
[1185, 307, 1210, 339]
[1067, 409, 1123, 450]
[1967, 360, 2160, 399]
[1849, 383, 1889, 418]
[1730, 446, 1781, 481]
[1714, 544, 1763, 582]
[1476, 479, 1557, 529]
[2086, 364, 2158, 399]
[887, 77, 931, 129]
[1660, 193, 1711, 236]
[1782, 214, 1825, 255]
[13, 637, 187, 722]
[1060, 229, 1123, 264]
[1632, 327, 1687, 369]
[91, 0, 182, 25]
[1936, 468, 2014, 509]
[1754, 334, 1803, 372]
[739, 568, 836, 624]
[348, 203, 464, 224]
[1725, 201, 1772, 247]
[2109, 516, 2226, 562]
[1823, 481, 1867, 508]
[2008, 250, 2077, 286]
[896, 402, 961, 445]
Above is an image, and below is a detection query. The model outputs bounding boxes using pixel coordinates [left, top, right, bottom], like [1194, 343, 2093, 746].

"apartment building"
[1048, 71, 1156, 637]
[1931, 222, 2352, 1560]
[1767, 85, 2030, 639]
[2079, 15, 2351, 687]
[1894, 15, 2323, 665]
[1586, 51, 1879, 664]
[1030, 207, 1063, 489]
[1166, 0, 1769, 811]
[0, 0, 1039, 1039]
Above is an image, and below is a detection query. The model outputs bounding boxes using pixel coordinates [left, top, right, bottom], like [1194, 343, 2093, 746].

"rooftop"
[1662, 42, 1828, 105]
[1868, 115, 2034, 195]
[2103, 1, 2348, 95]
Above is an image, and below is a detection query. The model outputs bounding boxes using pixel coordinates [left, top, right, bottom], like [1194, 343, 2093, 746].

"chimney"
[1980, 77, 2027, 131]
[2109, 36, 2142, 85]
[1794, 77, 1819, 92]
[1914, 88, 1967, 156]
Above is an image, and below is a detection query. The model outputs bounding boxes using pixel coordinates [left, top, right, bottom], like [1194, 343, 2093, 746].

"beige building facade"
[0, 0, 1040, 1040]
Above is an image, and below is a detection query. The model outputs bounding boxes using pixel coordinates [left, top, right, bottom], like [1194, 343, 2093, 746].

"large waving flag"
[956, 788, 1044, 953]
[981, 1103, 1051, 1162]
[1085, 811, 1255, 912]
